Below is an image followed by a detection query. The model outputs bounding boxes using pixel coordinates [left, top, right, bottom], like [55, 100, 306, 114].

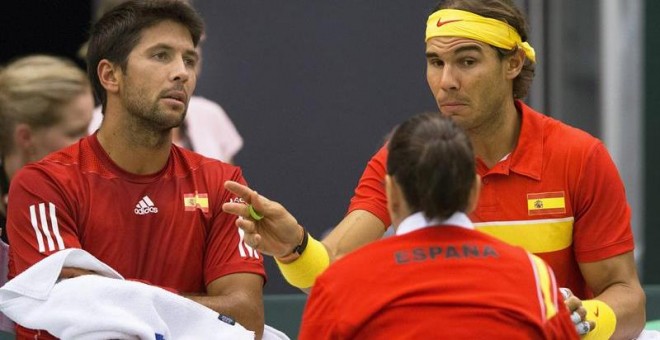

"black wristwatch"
[292, 227, 309, 255]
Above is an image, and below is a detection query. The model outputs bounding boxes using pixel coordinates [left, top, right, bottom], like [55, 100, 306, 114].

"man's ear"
[98, 59, 120, 93]
[505, 48, 525, 80]
[14, 123, 34, 151]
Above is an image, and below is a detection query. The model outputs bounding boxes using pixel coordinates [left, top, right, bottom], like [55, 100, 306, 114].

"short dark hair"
[387, 112, 475, 220]
[86, 0, 204, 110]
[431, 0, 535, 99]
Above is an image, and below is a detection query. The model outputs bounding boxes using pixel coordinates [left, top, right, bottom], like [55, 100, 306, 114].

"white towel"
[0, 249, 254, 340]
[263, 324, 291, 340]
[639, 330, 660, 340]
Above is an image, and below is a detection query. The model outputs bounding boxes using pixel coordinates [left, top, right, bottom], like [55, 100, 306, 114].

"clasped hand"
[561, 287, 596, 336]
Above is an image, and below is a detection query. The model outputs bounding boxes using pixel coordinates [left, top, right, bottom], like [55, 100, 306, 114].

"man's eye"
[184, 57, 197, 67]
[428, 59, 443, 67]
[153, 52, 168, 60]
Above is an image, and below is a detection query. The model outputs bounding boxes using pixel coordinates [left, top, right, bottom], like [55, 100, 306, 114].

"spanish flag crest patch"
[527, 191, 565, 216]
[184, 192, 209, 212]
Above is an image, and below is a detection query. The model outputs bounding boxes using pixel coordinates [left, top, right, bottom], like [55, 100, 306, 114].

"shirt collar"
[395, 211, 473, 236]
[479, 100, 543, 180]
[508, 100, 544, 180]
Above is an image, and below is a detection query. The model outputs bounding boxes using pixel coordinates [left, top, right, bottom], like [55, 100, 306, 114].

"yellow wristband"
[582, 299, 617, 340]
[275, 235, 329, 289]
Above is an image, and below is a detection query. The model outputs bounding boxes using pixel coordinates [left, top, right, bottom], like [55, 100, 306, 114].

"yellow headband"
[425, 9, 536, 63]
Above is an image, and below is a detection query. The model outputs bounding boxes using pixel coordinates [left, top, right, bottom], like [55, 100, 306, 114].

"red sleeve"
[544, 287, 580, 340]
[347, 145, 391, 227]
[6, 166, 82, 276]
[204, 167, 265, 285]
[572, 142, 634, 262]
[7, 166, 84, 340]
[525, 253, 579, 339]
[299, 275, 348, 339]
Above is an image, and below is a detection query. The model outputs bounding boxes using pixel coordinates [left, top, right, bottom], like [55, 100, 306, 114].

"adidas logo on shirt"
[134, 195, 159, 215]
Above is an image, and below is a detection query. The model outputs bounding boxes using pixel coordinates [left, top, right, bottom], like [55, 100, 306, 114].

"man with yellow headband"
[222, 0, 645, 338]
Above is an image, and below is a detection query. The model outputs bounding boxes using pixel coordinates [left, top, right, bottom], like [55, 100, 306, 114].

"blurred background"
[1, 0, 657, 294]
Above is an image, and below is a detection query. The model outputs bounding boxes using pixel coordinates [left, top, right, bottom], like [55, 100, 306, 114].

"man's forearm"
[594, 282, 646, 340]
[186, 293, 264, 339]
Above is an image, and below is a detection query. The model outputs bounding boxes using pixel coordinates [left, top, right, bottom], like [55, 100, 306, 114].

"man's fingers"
[249, 234, 262, 249]
[243, 233, 261, 249]
[576, 321, 590, 335]
[247, 202, 264, 221]
[223, 181, 270, 218]
[576, 321, 592, 335]
[576, 306, 587, 322]
[570, 311, 582, 324]
[564, 295, 582, 313]
[236, 216, 257, 233]
[561, 288, 594, 334]
[222, 202, 250, 218]
[248, 191, 274, 216]
[224, 181, 255, 202]
[224, 201, 263, 220]
[236, 219, 261, 248]
[235, 217, 260, 248]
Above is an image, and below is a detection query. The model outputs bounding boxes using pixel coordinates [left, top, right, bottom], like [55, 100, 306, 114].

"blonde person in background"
[83, 0, 243, 163]
[0, 54, 94, 334]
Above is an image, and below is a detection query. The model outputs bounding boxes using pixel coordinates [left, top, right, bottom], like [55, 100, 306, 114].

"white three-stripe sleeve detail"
[48, 203, 65, 250]
[528, 253, 546, 320]
[237, 227, 247, 257]
[38, 203, 56, 251]
[246, 242, 258, 259]
[29, 205, 46, 253]
[235, 225, 260, 259]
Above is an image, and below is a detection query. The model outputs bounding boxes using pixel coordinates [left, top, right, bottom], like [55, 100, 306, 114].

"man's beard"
[123, 92, 186, 132]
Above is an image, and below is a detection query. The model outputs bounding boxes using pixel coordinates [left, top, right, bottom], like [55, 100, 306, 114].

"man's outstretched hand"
[222, 180, 305, 258]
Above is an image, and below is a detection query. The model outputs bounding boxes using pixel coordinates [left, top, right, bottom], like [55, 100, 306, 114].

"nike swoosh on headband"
[436, 19, 462, 27]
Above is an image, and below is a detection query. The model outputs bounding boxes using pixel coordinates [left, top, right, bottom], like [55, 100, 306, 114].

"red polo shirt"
[347, 101, 634, 298]
[300, 223, 578, 339]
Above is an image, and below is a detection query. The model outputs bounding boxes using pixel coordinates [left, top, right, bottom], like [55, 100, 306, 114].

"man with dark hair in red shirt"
[223, 0, 645, 338]
[7, 1, 265, 338]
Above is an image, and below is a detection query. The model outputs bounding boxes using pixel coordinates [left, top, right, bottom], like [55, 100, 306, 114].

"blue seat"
[264, 294, 308, 339]
[646, 285, 660, 321]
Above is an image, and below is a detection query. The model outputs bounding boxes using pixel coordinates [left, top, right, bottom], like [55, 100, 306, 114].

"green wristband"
[247, 204, 264, 221]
